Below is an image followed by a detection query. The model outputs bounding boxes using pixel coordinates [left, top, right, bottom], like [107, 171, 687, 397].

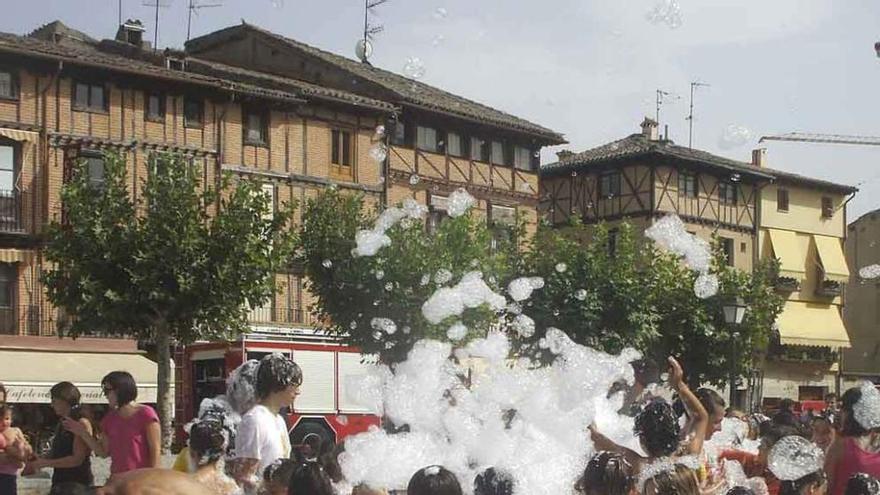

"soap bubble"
[374, 125, 386, 139]
[371, 317, 397, 335]
[375, 270, 385, 280]
[511, 313, 535, 338]
[447, 188, 476, 218]
[446, 321, 468, 341]
[432, 34, 445, 47]
[646, 0, 683, 29]
[719, 124, 753, 150]
[646, 214, 711, 272]
[555, 263, 568, 273]
[853, 381, 880, 430]
[859, 264, 880, 280]
[433, 7, 448, 19]
[693, 273, 719, 299]
[385, 282, 394, 291]
[767, 435, 824, 481]
[507, 277, 545, 302]
[434, 269, 453, 285]
[574, 289, 588, 301]
[370, 143, 388, 162]
[403, 57, 427, 79]
[409, 174, 421, 185]
[322, 259, 333, 268]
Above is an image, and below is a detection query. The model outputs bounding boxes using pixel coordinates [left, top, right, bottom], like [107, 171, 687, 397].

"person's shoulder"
[137, 404, 160, 421]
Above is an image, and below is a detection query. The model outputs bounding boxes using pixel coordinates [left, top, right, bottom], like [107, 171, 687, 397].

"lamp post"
[722, 297, 748, 409]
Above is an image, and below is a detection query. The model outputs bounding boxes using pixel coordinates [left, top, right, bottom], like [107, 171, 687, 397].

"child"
[406, 466, 463, 495]
[0, 404, 34, 495]
[811, 414, 835, 452]
[578, 451, 634, 495]
[263, 458, 297, 495]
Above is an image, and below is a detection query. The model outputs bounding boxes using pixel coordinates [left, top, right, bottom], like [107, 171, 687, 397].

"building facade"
[539, 118, 857, 405]
[843, 209, 880, 382]
[0, 19, 562, 429]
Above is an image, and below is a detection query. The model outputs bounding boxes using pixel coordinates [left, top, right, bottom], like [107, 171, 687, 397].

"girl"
[640, 463, 701, 495]
[29, 381, 94, 489]
[578, 451, 634, 495]
[825, 384, 880, 495]
[406, 466, 463, 495]
[0, 403, 33, 495]
[188, 419, 238, 494]
[62, 371, 161, 480]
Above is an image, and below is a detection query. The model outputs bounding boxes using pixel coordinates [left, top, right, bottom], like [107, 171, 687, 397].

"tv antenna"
[187, 0, 223, 41]
[142, 0, 171, 51]
[357, 0, 388, 63]
[686, 81, 710, 148]
[655, 89, 680, 126]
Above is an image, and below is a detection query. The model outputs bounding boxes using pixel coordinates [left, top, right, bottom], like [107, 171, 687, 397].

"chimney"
[640, 117, 659, 141]
[556, 149, 574, 161]
[752, 148, 767, 167]
[115, 19, 146, 48]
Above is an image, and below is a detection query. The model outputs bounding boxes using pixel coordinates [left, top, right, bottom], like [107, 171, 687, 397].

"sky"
[2, 0, 879, 220]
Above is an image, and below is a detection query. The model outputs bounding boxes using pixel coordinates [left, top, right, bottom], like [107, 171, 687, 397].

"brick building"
[0, 19, 562, 427]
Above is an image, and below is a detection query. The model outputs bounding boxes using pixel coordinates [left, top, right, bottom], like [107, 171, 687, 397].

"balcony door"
[0, 141, 18, 231]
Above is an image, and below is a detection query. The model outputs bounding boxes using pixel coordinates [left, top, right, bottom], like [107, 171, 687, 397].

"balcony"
[815, 280, 842, 298]
[247, 306, 315, 327]
[0, 305, 56, 336]
[0, 189, 24, 233]
[774, 276, 801, 293]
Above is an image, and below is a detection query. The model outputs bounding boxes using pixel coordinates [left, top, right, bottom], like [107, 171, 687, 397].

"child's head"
[634, 399, 680, 458]
[580, 451, 633, 495]
[287, 461, 334, 495]
[810, 415, 834, 449]
[407, 466, 463, 495]
[0, 403, 12, 431]
[263, 458, 297, 495]
[727, 488, 756, 495]
[256, 354, 303, 406]
[757, 422, 800, 464]
[769, 435, 826, 495]
[845, 473, 880, 495]
[188, 419, 227, 468]
[695, 388, 726, 440]
[473, 467, 514, 495]
[779, 471, 827, 495]
[641, 465, 699, 495]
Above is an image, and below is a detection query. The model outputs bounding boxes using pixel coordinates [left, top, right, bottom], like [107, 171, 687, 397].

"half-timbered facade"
[540, 119, 770, 271]
[184, 22, 565, 235]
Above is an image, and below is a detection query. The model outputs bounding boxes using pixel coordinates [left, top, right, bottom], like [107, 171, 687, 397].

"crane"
[759, 132, 880, 147]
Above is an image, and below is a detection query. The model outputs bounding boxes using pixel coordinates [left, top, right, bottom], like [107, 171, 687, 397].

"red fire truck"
[175, 327, 380, 448]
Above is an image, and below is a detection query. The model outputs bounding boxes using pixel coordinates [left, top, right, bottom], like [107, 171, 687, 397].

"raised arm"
[668, 357, 708, 455]
[588, 424, 643, 468]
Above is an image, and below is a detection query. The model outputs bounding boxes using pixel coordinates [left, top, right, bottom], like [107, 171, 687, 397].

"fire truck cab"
[175, 328, 379, 449]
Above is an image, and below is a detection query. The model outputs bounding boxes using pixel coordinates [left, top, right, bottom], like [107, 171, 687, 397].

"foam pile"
[354, 199, 428, 257]
[646, 214, 719, 299]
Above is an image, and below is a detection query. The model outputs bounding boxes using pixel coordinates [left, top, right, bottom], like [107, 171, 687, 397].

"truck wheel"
[290, 420, 336, 455]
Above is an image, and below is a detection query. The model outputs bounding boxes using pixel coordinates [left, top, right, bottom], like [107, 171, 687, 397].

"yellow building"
[753, 148, 857, 403]
[540, 120, 858, 406]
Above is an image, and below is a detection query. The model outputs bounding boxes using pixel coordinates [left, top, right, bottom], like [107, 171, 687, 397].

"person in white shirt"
[233, 353, 302, 491]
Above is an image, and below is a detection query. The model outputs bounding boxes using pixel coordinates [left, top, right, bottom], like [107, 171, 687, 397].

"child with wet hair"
[768, 435, 827, 495]
[473, 467, 514, 495]
[407, 465, 463, 495]
[845, 473, 880, 495]
[591, 357, 709, 474]
[640, 464, 701, 495]
[811, 414, 835, 452]
[263, 458, 297, 495]
[287, 461, 334, 495]
[577, 451, 634, 495]
[188, 419, 238, 494]
[0, 403, 33, 494]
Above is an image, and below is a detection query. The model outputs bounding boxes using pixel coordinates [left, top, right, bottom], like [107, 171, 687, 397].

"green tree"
[298, 188, 517, 363]
[43, 152, 296, 451]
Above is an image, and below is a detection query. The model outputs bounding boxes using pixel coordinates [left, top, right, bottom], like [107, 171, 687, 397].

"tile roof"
[186, 22, 565, 143]
[541, 132, 857, 193]
[0, 22, 392, 112]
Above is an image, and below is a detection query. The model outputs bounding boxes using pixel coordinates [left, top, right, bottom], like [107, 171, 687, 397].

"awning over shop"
[0, 249, 33, 264]
[0, 350, 161, 404]
[766, 229, 805, 279]
[777, 301, 850, 348]
[812, 235, 850, 283]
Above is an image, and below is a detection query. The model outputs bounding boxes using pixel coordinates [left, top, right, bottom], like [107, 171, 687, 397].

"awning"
[812, 235, 850, 283]
[0, 350, 162, 404]
[0, 128, 38, 143]
[0, 249, 33, 264]
[766, 229, 805, 279]
[776, 301, 850, 348]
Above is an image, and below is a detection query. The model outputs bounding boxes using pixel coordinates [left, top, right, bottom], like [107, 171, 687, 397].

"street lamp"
[722, 297, 748, 409]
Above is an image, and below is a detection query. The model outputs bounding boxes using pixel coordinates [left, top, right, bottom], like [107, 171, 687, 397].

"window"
[599, 172, 621, 198]
[145, 92, 165, 121]
[427, 196, 449, 234]
[719, 182, 737, 205]
[0, 144, 14, 192]
[514, 146, 533, 171]
[721, 237, 734, 266]
[391, 121, 407, 146]
[0, 264, 14, 308]
[446, 132, 464, 157]
[244, 108, 268, 145]
[183, 98, 203, 128]
[0, 70, 17, 99]
[821, 197, 834, 218]
[331, 129, 353, 166]
[417, 126, 439, 152]
[678, 172, 697, 198]
[608, 229, 619, 256]
[490, 141, 505, 165]
[73, 82, 107, 112]
[470, 137, 489, 162]
[490, 205, 516, 251]
[777, 188, 789, 212]
[82, 153, 105, 188]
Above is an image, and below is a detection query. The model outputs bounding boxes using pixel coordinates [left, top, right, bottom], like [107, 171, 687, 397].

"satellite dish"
[355, 38, 373, 62]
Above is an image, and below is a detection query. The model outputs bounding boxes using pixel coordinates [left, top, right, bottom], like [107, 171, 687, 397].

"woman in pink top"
[825, 384, 880, 495]
[63, 371, 161, 480]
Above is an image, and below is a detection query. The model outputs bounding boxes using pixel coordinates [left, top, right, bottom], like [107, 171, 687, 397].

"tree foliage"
[43, 152, 296, 449]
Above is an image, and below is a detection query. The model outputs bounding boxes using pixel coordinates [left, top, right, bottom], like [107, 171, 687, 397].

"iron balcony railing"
[247, 306, 315, 326]
[0, 189, 25, 233]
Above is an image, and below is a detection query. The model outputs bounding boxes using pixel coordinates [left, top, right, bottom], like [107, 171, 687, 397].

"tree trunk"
[155, 326, 173, 454]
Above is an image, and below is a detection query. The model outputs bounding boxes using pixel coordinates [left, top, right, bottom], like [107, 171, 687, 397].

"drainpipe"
[836, 190, 857, 394]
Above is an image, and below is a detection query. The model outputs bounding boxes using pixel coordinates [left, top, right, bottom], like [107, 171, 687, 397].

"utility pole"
[686, 81, 710, 149]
